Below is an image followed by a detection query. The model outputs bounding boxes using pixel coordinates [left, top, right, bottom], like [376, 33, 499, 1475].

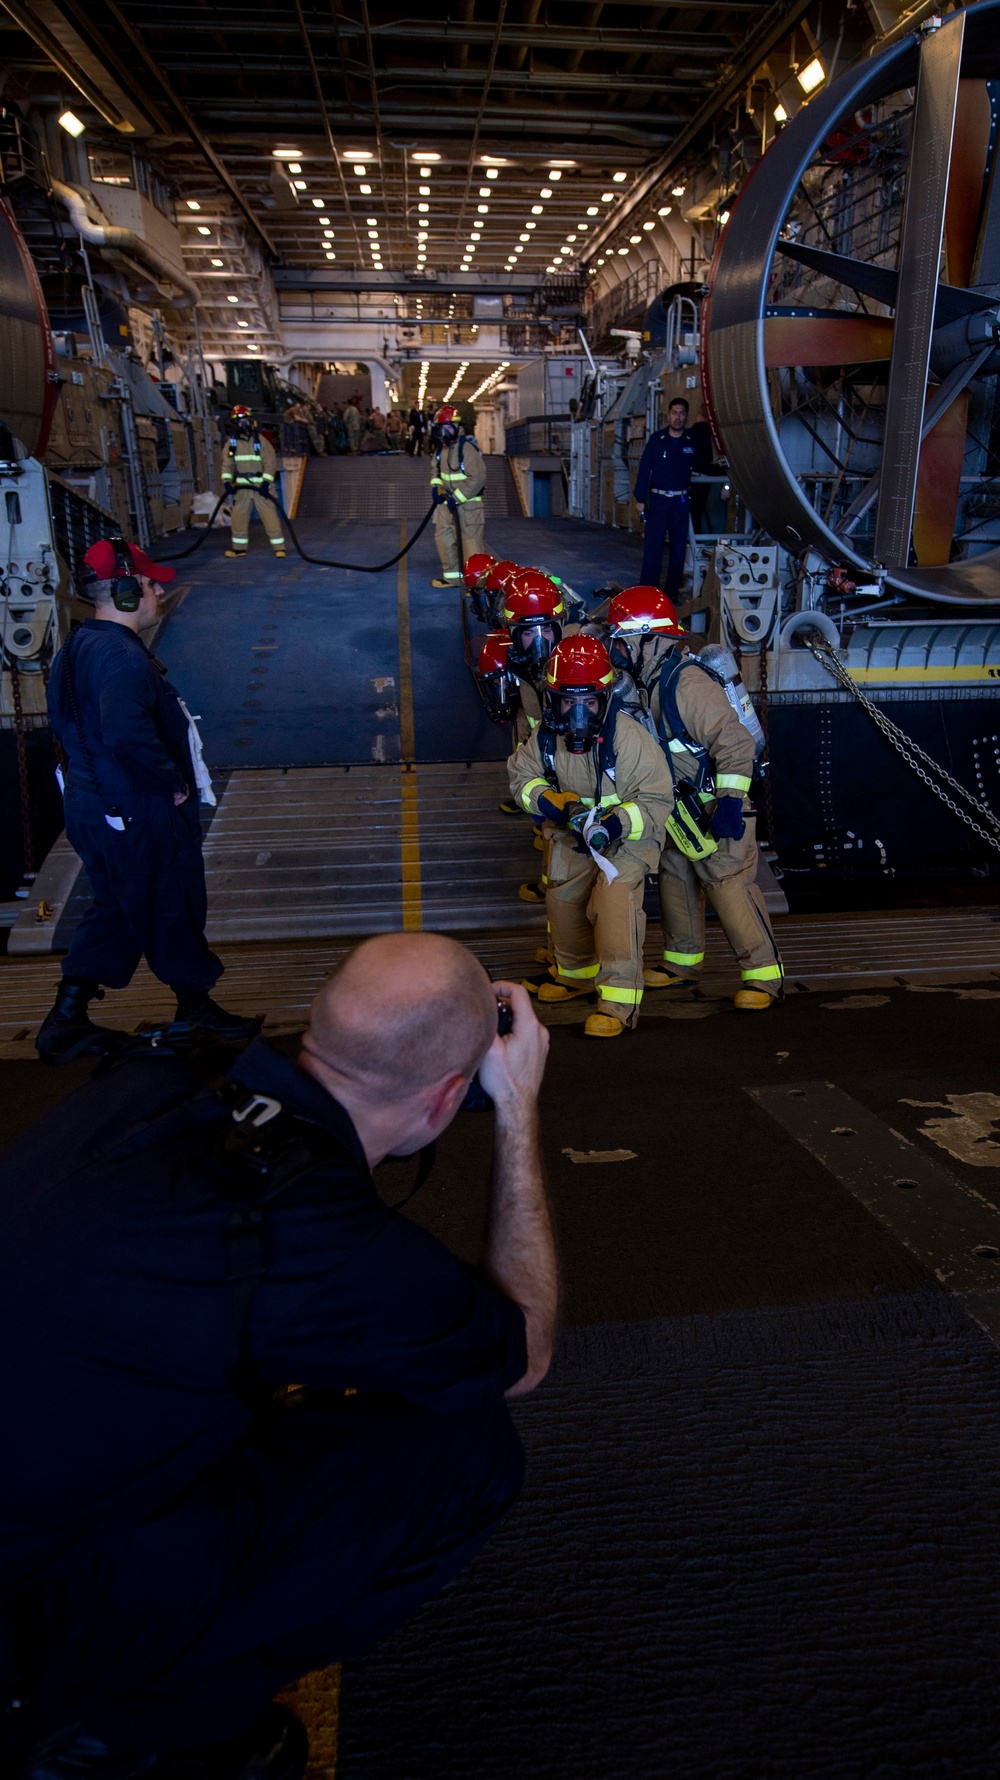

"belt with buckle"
[649, 487, 687, 498]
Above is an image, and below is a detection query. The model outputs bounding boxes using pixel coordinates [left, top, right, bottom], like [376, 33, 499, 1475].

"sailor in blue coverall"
[633, 397, 711, 598]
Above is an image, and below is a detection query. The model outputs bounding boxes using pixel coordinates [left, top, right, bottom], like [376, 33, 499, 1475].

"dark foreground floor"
[6, 986, 1000, 1776]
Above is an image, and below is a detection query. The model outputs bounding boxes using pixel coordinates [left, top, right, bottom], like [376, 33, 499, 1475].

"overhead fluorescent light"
[773, 101, 788, 122]
[186, 199, 201, 211]
[612, 171, 627, 183]
[58, 111, 85, 136]
[211, 257, 224, 266]
[312, 198, 324, 207]
[197, 225, 211, 235]
[657, 206, 671, 217]
[415, 151, 441, 161]
[287, 163, 301, 174]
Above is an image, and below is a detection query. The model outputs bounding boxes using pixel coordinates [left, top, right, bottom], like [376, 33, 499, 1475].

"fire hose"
[154, 487, 438, 572]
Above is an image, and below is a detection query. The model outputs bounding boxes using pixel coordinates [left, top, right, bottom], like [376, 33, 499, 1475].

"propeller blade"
[944, 80, 992, 286]
[775, 238, 986, 325]
[763, 312, 893, 366]
[838, 342, 994, 537]
[913, 390, 968, 566]
[874, 11, 966, 569]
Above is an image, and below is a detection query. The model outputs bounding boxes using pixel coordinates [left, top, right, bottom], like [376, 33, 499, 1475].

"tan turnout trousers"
[229, 487, 285, 553]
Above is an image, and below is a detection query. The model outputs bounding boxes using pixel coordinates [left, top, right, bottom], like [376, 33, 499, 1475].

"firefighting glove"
[431, 483, 445, 505]
[710, 796, 745, 842]
[536, 790, 581, 827]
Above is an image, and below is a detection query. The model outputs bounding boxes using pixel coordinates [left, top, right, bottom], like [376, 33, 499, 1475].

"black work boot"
[35, 980, 128, 1067]
[171, 990, 261, 1043]
[17, 1706, 307, 1780]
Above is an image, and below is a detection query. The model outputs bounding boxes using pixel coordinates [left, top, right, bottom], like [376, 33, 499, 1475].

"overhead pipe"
[51, 180, 201, 308]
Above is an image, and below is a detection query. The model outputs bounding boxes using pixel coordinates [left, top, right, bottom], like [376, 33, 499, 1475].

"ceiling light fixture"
[531, 204, 543, 215]
[416, 152, 441, 162]
[58, 111, 84, 136]
[618, 246, 629, 255]
[227, 294, 239, 304]
[360, 183, 372, 194]
[186, 199, 201, 211]
[657, 205, 671, 217]
[612, 170, 627, 183]
[586, 206, 599, 216]
[629, 234, 641, 244]
[642, 220, 655, 231]
[549, 160, 576, 168]
[293, 180, 306, 190]
[325, 250, 336, 259]
[549, 170, 562, 180]
[197, 225, 211, 235]
[718, 209, 731, 225]
[418, 202, 429, 213]
[478, 186, 491, 197]
[237, 320, 248, 328]
[601, 192, 614, 202]
[773, 101, 788, 122]
[211, 256, 224, 266]
[486, 167, 499, 179]
[287, 163, 301, 174]
[477, 203, 488, 214]
[312, 198, 324, 208]
[353, 163, 366, 175]
[540, 187, 552, 198]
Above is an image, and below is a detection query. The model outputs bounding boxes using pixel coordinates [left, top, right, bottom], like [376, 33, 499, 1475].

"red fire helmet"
[607, 586, 685, 636]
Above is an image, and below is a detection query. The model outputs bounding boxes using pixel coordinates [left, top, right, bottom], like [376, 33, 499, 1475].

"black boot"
[35, 981, 128, 1067]
[171, 990, 261, 1043]
[17, 1706, 306, 1780]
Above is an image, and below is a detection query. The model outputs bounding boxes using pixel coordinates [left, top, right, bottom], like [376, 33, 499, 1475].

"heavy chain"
[805, 637, 1000, 855]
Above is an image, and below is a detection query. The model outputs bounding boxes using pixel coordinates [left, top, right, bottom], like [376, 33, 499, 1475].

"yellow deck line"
[397, 520, 422, 930]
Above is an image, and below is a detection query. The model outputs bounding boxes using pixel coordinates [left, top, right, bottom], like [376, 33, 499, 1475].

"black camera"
[460, 997, 512, 1111]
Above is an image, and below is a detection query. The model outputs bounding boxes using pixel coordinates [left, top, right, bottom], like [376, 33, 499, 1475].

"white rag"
[583, 807, 619, 884]
[178, 698, 217, 807]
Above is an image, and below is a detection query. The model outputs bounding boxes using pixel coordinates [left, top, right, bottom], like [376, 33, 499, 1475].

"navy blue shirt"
[633, 426, 709, 504]
[0, 1040, 527, 1589]
[48, 620, 191, 806]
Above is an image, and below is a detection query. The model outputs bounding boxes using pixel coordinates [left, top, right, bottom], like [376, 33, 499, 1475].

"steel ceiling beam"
[94, 0, 279, 256]
[583, 0, 820, 260]
[0, 0, 135, 130]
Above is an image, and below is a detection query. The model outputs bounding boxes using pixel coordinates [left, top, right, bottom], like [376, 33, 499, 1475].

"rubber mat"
[336, 1294, 1000, 1779]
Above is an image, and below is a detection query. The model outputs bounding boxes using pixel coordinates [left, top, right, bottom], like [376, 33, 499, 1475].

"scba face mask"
[480, 667, 521, 725]
[551, 691, 607, 753]
[509, 619, 561, 675]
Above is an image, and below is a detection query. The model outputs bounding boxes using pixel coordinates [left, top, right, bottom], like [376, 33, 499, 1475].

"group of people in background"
[278, 395, 459, 458]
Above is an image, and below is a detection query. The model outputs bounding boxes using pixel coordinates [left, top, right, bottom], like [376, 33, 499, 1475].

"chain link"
[805, 637, 1000, 856]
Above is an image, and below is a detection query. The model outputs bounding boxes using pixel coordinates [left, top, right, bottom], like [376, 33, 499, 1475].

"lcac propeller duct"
[703, 0, 1000, 605]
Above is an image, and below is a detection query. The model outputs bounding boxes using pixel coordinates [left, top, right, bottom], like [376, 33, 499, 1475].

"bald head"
[305, 933, 498, 1101]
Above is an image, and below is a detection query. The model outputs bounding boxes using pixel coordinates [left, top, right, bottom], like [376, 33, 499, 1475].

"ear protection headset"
[78, 537, 143, 612]
[107, 537, 142, 612]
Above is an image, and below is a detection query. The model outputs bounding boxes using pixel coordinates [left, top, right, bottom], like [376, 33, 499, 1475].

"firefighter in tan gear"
[606, 586, 783, 1010]
[430, 406, 486, 588]
[221, 407, 286, 559]
[510, 636, 674, 1040]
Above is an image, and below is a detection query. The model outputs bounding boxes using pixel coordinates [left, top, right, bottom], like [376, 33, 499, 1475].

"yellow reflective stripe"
[663, 949, 703, 965]
[443, 570, 462, 581]
[540, 874, 549, 886]
[598, 984, 643, 1005]
[557, 962, 601, 980]
[597, 792, 620, 809]
[717, 774, 751, 794]
[742, 964, 784, 981]
[527, 715, 539, 729]
[430, 475, 444, 486]
[454, 490, 468, 503]
[620, 801, 643, 839]
[667, 738, 688, 753]
[580, 796, 595, 808]
[440, 471, 468, 481]
[521, 776, 548, 812]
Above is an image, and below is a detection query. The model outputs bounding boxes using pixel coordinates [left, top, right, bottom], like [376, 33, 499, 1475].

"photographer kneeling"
[0, 933, 554, 1780]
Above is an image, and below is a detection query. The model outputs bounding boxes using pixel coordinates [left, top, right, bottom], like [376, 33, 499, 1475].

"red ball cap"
[82, 538, 177, 586]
